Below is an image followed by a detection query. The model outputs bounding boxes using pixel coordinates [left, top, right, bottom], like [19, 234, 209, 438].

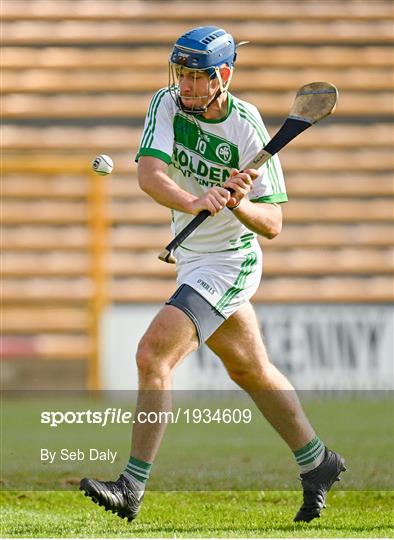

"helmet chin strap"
[178, 86, 224, 115]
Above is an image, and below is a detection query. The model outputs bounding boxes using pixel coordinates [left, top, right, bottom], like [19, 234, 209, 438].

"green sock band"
[293, 436, 325, 472]
[124, 456, 152, 484]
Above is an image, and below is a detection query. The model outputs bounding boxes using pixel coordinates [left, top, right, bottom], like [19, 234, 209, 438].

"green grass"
[2, 394, 393, 536]
[2, 395, 393, 491]
[1, 490, 393, 537]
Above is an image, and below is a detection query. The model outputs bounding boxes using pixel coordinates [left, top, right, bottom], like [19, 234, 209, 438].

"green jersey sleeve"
[135, 88, 174, 165]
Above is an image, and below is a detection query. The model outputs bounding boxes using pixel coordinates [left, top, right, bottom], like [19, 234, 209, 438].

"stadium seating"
[2, 0, 393, 385]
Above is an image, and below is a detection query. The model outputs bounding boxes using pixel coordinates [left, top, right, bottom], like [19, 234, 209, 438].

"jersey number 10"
[195, 137, 207, 155]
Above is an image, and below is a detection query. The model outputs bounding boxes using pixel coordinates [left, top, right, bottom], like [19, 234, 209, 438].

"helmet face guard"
[168, 26, 236, 115]
[168, 63, 231, 115]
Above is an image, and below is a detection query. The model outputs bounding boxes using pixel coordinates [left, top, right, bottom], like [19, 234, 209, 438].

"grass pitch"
[2, 393, 393, 537]
[1, 490, 393, 537]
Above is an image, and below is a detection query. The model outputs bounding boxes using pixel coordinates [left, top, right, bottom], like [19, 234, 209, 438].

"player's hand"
[189, 187, 231, 216]
[223, 168, 259, 209]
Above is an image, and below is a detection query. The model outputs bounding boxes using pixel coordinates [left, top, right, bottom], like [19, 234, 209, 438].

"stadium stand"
[1, 0, 393, 388]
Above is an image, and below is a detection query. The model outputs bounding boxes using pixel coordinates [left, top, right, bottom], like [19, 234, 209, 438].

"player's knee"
[228, 366, 257, 386]
[227, 362, 272, 388]
[135, 336, 171, 379]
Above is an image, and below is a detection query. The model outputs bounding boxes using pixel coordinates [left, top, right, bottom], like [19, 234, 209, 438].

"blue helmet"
[169, 26, 237, 114]
[170, 26, 237, 78]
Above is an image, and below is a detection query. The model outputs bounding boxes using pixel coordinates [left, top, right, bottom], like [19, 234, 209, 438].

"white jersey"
[136, 88, 287, 253]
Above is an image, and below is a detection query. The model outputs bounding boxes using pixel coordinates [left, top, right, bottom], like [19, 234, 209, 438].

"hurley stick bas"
[159, 81, 338, 264]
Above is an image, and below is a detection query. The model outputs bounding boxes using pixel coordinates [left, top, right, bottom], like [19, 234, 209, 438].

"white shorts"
[175, 241, 263, 319]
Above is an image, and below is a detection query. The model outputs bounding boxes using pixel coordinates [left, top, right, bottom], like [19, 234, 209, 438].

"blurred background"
[1, 0, 393, 391]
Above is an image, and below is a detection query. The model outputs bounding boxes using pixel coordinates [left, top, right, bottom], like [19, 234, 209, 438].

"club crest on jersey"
[215, 143, 232, 164]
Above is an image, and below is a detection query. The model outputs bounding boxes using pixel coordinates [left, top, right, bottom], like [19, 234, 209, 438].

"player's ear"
[219, 65, 232, 83]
